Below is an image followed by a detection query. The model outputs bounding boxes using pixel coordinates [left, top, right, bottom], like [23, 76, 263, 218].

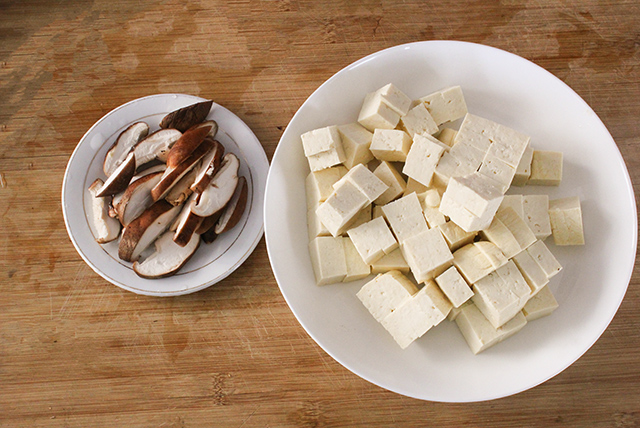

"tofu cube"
[443, 173, 504, 219]
[358, 92, 401, 131]
[452, 243, 497, 284]
[436, 127, 458, 148]
[512, 249, 549, 296]
[382, 192, 429, 243]
[474, 241, 508, 270]
[480, 216, 522, 259]
[381, 281, 451, 349]
[370, 248, 410, 274]
[347, 216, 398, 264]
[309, 236, 347, 285]
[455, 303, 527, 354]
[526, 240, 562, 279]
[528, 150, 563, 186]
[342, 237, 371, 282]
[512, 145, 533, 186]
[403, 177, 429, 197]
[305, 166, 347, 210]
[448, 141, 486, 177]
[337, 123, 374, 169]
[435, 266, 474, 308]
[373, 161, 406, 205]
[549, 196, 585, 245]
[438, 221, 477, 252]
[419, 86, 468, 125]
[523, 194, 552, 240]
[316, 180, 369, 237]
[499, 194, 524, 220]
[478, 152, 516, 192]
[402, 133, 447, 187]
[522, 285, 559, 321]
[495, 206, 536, 250]
[348, 204, 372, 232]
[401, 228, 453, 283]
[301, 126, 346, 171]
[419, 190, 447, 228]
[400, 102, 438, 137]
[433, 151, 461, 187]
[335, 163, 388, 203]
[307, 202, 330, 239]
[370, 129, 413, 162]
[356, 270, 418, 322]
[376, 83, 412, 116]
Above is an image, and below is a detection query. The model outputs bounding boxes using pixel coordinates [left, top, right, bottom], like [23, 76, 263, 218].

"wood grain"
[1, 0, 639, 426]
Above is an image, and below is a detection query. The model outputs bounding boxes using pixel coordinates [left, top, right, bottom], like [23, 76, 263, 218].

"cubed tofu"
[309, 236, 347, 285]
[373, 161, 406, 205]
[419, 190, 447, 228]
[372, 204, 385, 220]
[452, 243, 496, 284]
[455, 303, 527, 354]
[443, 173, 504, 219]
[522, 285, 559, 321]
[438, 221, 477, 252]
[433, 151, 461, 187]
[478, 152, 516, 192]
[316, 180, 369, 237]
[439, 194, 492, 233]
[358, 92, 401, 131]
[403, 177, 429, 197]
[342, 237, 371, 282]
[307, 202, 330, 239]
[401, 228, 453, 283]
[500, 194, 524, 219]
[370, 129, 413, 162]
[376, 83, 412, 116]
[447, 300, 472, 322]
[382, 192, 429, 243]
[435, 266, 474, 308]
[472, 261, 531, 328]
[347, 216, 398, 264]
[301, 126, 346, 171]
[495, 206, 536, 250]
[480, 216, 522, 259]
[400, 102, 438, 137]
[337, 123, 374, 169]
[347, 204, 373, 232]
[335, 163, 388, 203]
[370, 248, 410, 274]
[419, 86, 468, 125]
[436, 127, 458, 148]
[523, 195, 552, 240]
[474, 241, 508, 270]
[549, 196, 585, 245]
[305, 166, 348, 210]
[402, 133, 447, 187]
[356, 270, 418, 322]
[381, 281, 451, 349]
[526, 240, 562, 279]
[528, 150, 563, 186]
[448, 141, 486, 176]
[306, 150, 345, 172]
[512, 145, 533, 186]
[512, 249, 549, 296]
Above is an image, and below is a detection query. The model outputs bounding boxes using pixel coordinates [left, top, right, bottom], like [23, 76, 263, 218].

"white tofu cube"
[549, 196, 585, 245]
[455, 303, 527, 354]
[377, 83, 412, 116]
[347, 204, 372, 232]
[522, 285, 559, 321]
[402, 133, 447, 187]
[342, 237, 371, 282]
[382, 193, 429, 243]
[438, 221, 477, 252]
[400, 102, 438, 137]
[444, 173, 505, 218]
[356, 270, 418, 322]
[403, 177, 429, 197]
[448, 141, 486, 176]
[302, 126, 346, 172]
[433, 151, 461, 187]
[337, 123, 374, 169]
[512, 145, 533, 186]
[523, 194, 552, 240]
[306, 150, 345, 172]
[347, 216, 398, 264]
[500, 194, 524, 220]
[373, 161, 406, 205]
[316, 180, 369, 237]
[358, 92, 401, 131]
[474, 241, 508, 270]
[402, 228, 453, 283]
[307, 202, 330, 239]
[452, 243, 496, 284]
[495, 206, 536, 250]
[526, 240, 562, 279]
[480, 217, 522, 259]
[370, 248, 410, 274]
[335, 163, 388, 203]
[478, 152, 516, 192]
[309, 236, 347, 285]
[435, 266, 474, 308]
[512, 249, 549, 296]
[439, 194, 493, 232]
[528, 150, 563, 186]
[419, 86, 468, 125]
[370, 129, 412, 162]
[305, 166, 347, 209]
[436, 127, 458, 148]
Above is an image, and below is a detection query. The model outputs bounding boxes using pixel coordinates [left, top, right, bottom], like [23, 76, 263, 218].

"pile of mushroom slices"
[88, 100, 248, 279]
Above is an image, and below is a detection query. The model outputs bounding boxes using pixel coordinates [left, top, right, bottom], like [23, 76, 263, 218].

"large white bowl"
[63, 94, 269, 296]
[264, 41, 637, 402]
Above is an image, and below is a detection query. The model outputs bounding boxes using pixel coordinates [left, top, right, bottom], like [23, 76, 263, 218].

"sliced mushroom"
[116, 171, 163, 226]
[191, 153, 240, 217]
[159, 100, 213, 132]
[132, 230, 200, 279]
[133, 128, 182, 168]
[88, 179, 121, 243]
[103, 122, 149, 177]
[165, 121, 217, 169]
[214, 176, 248, 234]
[190, 139, 225, 193]
[150, 138, 215, 202]
[172, 193, 204, 247]
[118, 200, 181, 262]
[96, 151, 136, 197]
[165, 163, 199, 206]
[131, 163, 167, 181]
[201, 226, 219, 245]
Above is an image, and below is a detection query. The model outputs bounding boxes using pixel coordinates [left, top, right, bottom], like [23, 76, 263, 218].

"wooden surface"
[1, 1, 639, 426]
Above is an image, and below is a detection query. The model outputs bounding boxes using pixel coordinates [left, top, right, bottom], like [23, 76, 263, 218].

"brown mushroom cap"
[159, 100, 213, 132]
[214, 176, 248, 234]
[165, 121, 217, 169]
[103, 122, 149, 176]
[96, 151, 136, 197]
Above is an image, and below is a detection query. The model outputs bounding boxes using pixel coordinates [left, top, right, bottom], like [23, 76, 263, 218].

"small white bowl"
[264, 41, 637, 402]
[63, 94, 269, 296]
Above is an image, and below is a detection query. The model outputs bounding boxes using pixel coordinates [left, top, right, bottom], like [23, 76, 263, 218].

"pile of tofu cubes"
[304, 83, 585, 353]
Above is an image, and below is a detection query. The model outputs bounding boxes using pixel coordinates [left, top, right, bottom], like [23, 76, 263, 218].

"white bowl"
[62, 94, 269, 296]
[264, 41, 637, 402]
